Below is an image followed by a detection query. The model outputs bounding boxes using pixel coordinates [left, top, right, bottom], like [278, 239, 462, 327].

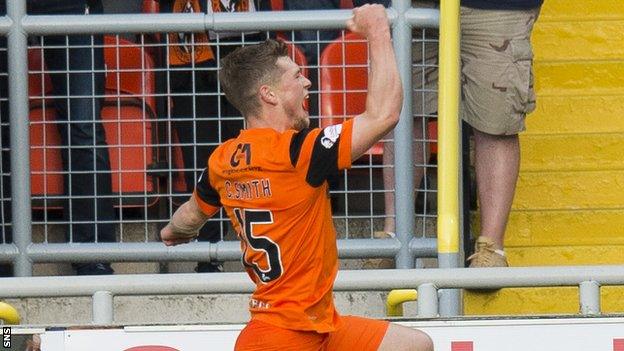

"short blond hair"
[219, 39, 289, 117]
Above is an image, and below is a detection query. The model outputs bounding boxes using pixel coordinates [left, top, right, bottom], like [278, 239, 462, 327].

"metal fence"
[1, 0, 457, 277]
[3, 266, 623, 324]
[1, 1, 469, 316]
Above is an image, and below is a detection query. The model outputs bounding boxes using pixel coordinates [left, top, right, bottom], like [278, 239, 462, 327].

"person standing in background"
[379, 0, 543, 267]
[0, 0, 116, 276]
[159, 0, 267, 272]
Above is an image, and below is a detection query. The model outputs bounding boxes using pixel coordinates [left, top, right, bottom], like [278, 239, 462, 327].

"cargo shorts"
[412, 1, 541, 135]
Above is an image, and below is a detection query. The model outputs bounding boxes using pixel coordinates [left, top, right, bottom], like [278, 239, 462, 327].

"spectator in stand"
[158, 0, 269, 272]
[380, 0, 543, 268]
[0, 0, 116, 276]
[461, 0, 543, 267]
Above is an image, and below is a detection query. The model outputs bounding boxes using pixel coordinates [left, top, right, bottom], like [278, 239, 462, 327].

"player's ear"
[259, 85, 278, 106]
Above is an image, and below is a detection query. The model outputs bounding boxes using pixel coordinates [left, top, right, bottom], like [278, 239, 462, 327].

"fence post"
[436, 0, 462, 316]
[7, 0, 33, 277]
[391, 0, 416, 270]
[579, 280, 600, 315]
[417, 283, 438, 318]
[92, 291, 114, 324]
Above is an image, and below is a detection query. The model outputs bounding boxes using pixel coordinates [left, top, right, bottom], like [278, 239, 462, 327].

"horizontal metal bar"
[338, 239, 401, 258]
[20, 8, 439, 35]
[405, 8, 440, 28]
[1, 266, 624, 298]
[22, 13, 206, 35]
[0, 244, 19, 262]
[0, 16, 11, 35]
[0, 272, 254, 297]
[27, 242, 237, 262]
[409, 237, 438, 257]
[26, 239, 405, 263]
[335, 266, 624, 290]
[212, 10, 354, 31]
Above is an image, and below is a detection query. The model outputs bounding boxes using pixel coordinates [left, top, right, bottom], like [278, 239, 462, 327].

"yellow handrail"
[436, 0, 461, 255]
[386, 289, 418, 317]
[0, 301, 21, 325]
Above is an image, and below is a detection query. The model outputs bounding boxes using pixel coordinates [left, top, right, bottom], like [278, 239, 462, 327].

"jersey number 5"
[233, 208, 283, 283]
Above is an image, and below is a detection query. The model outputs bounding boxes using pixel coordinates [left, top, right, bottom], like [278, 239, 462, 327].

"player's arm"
[161, 195, 211, 246]
[161, 167, 221, 246]
[347, 4, 403, 161]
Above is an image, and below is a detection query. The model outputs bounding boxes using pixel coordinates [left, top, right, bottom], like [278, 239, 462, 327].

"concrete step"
[539, 0, 624, 22]
[504, 209, 624, 247]
[513, 170, 624, 210]
[533, 20, 624, 62]
[465, 286, 624, 315]
[525, 95, 624, 135]
[534, 61, 624, 97]
[519, 133, 624, 172]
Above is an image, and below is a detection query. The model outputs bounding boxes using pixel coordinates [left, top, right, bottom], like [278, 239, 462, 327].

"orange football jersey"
[194, 118, 354, 333]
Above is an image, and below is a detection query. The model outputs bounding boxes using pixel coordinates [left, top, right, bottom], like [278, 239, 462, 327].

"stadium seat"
[29, 36, 159, 209]
[319, 32, 384, 156]
[319, 32, 438, 158]
[29, 48, 63, 209]
[102, 36, 159, 207]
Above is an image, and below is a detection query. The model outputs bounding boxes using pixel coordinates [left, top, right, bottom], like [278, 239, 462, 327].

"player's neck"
[246, 108, 291, 132]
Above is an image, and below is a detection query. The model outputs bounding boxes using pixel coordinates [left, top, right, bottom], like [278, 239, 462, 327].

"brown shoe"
[467, 237, 509, 268]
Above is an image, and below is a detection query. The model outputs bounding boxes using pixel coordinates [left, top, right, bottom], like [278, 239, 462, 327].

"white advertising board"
[21, 317, 624, 350]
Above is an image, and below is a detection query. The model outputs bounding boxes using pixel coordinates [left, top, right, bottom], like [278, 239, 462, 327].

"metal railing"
[0, 0, 467, 315]
[0, 4, 453, 267]
[2, 265, 623, 324]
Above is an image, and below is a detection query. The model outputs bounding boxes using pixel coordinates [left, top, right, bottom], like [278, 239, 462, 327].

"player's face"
[275, 56, 311, 131]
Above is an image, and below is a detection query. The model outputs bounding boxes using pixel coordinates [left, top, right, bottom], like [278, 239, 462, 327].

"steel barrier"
[1, 265, 622, 323]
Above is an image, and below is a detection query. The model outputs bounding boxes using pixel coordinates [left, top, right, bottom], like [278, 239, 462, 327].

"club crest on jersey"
[230, 143, 251, 167]
[321, 124, 342, 149]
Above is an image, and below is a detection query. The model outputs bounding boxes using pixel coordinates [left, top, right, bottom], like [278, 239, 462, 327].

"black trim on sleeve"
[195, 167, 222, 207]
[305, 128, 341, 187]
[289, 128, 313, 167]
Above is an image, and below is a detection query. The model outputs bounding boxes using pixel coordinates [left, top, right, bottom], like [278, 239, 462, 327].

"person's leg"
[380, 21, 437, 235]
[169, 61, 224, 272]
[42, 0, 115, 274]
[326, 315, 432, 351]
[460, 6, 540, 267]
[377, 323, 433, 351]
[381, 123, 428, 236]
[473, 131, 519, 250]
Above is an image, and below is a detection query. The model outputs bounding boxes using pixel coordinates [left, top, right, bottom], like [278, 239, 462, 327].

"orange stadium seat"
[102, 36, 159, 207]
[29, 36, 159, 209]
[319, 32, 384, 156]
[319, 32, 438, 158]
[29, 48, 63, 208]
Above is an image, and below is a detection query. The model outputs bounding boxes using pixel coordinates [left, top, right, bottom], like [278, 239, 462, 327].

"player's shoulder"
[210, 129, 301, 170]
